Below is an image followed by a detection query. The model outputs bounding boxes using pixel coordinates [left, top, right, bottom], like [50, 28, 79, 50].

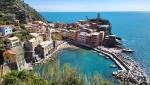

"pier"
[93, 46, 150, 84]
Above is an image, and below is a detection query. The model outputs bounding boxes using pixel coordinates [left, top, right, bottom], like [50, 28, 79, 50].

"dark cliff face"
[0, 0, 45, 23]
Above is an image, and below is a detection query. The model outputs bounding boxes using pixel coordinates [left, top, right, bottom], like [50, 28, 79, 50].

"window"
[7, 56, 9, 60]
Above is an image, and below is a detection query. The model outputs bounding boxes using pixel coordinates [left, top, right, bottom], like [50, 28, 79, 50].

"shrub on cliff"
[2, 70, 48, 85]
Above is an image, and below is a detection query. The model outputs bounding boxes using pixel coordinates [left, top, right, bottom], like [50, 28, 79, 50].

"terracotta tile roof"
[3, 50, 16, 55]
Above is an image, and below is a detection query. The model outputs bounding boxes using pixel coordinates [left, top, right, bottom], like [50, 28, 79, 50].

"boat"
[110, 64, 117, 68]
[122, 48, 135, 53]
[106, 56, 109, 59]
[93, 51, 97, 53]
[98, 53, 104, 56]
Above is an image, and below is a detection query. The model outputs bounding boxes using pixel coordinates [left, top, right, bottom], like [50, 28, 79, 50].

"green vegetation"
[34, 61, 114, 85]
[1, 70, 48, 85]
[0, 0, 45, 23]
[1, 61, 116, 85]
[0, 38, 5, 52]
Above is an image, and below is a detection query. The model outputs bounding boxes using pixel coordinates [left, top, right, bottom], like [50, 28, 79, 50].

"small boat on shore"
[106, 56, 110, 59]
[110, 64, 117, 68]
[98, 53, 104, 56]
[122, 48, 134, 53]
[93, 51, 97, 53]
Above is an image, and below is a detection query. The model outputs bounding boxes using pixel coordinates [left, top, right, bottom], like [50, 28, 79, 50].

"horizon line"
[38, 11, 150, 13]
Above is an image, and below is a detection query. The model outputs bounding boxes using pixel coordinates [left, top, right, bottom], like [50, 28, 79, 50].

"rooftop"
[91, 32, 100, 35]
[29, 38, 36, 43]
[30, 33, 39, 37]
[100, 25, 110, 28]
[3, 50, 16, 55]
[0, 25, 12, 28]
[79, 32, 90, 36]
[8, 36, 19, 41]
[40, 41, 52, 48]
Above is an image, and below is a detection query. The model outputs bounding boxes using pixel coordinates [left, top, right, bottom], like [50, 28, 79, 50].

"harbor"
[34, 45, 119, 80]
[93, 46, 150, 84]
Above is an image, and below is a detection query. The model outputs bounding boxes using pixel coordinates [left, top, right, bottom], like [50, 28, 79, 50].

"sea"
[34, 12, 150, 79]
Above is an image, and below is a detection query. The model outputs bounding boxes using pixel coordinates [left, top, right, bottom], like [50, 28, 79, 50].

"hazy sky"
[24, 0, 150, 12]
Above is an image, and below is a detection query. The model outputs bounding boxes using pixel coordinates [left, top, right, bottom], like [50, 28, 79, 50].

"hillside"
[0, 0, 45, 23]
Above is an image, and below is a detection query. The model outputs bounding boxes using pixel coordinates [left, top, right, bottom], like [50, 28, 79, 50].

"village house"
[33, 21, 47, 33]
[99, 25, 111, 36]
[51, 29, 63, 41]
[103, 35, 117, 47]
[24, 33, 43, 63]
[0, 25, 13, 36]
[3, 50, 18, 70]
[77, 31, 103, 47]
[60, 29, 69, 40]
[39, 27, 52, 41]
[99, 31, 105, 45]
[7, 36, 26, 71]
[66, 30, 78, 41]
[24, 23, 38, 33]
[3, 50, 16, 63]
[35, 41, 53, 59]
[8, 36, 20, 48]
[77, 32, 87, 44]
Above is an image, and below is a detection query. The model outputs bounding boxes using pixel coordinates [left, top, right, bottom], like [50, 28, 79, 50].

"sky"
[24, 0, 150, 12]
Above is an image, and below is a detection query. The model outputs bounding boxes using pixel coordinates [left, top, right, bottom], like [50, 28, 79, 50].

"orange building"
[3, 50, 17, 63]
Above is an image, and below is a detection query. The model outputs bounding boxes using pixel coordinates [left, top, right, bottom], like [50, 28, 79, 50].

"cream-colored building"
[7, 36, 26, 71]
[24, 33, 43, 63]
[8, 36, 20, 48]
[35, 41, 53, 59]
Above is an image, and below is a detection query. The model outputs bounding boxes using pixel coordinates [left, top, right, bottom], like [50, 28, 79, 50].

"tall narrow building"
[47, 26, 52, 41]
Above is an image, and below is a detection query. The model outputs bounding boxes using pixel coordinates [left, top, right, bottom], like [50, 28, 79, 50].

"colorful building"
[77, 32, 101, 47]
[35, 41, 53, 59]
[0, 25, 13, 36]
[8, 36, 20, 48]
[7, 36, 27, 71]
[51, 30, 63, 41]
[3, 50, 16, 63]
[99, 25, 111, 36]
[24, 33, 43, 63]
[99, 31, 105, 45]
[66, 30, 78, 41]
[77, 32, 87, 44]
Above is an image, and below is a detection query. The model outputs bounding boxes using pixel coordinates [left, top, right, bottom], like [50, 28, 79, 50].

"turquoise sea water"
[38, 12, 150, 78]
[34, 48, 119, 80]
[58, 48, 118, 79]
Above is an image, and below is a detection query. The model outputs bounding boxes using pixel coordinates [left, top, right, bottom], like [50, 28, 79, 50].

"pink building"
[77, 32, 100, 47]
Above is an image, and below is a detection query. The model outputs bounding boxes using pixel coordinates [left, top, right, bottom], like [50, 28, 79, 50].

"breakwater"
[93, 46, 150, 84]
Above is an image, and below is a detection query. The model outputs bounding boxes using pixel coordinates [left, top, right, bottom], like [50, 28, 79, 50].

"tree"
[2, 70, 48, 85]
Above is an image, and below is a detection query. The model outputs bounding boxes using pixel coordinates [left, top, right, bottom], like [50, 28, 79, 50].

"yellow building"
[3, 50, 17, 63]
[51, 30, 63, 41]
[67, 30, 77, 41]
